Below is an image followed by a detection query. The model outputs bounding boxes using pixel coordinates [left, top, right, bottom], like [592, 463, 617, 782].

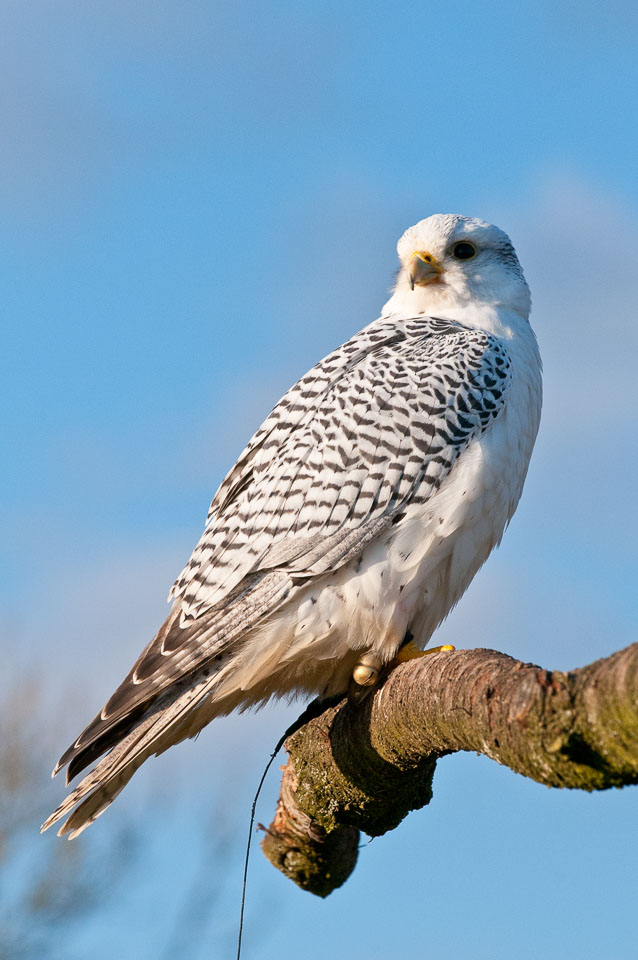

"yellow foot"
[394, 641, 455, 662]
[352, 643, 455, 686]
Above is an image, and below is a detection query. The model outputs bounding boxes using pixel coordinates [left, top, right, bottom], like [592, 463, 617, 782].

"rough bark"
[260, 643, 638, 896]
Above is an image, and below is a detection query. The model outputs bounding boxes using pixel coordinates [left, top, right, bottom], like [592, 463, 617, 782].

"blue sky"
[3, 2, 638, 958]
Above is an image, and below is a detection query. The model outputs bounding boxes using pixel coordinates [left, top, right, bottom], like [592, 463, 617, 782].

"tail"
[41, 672, 220, 838]
[43, 572, 299, 837]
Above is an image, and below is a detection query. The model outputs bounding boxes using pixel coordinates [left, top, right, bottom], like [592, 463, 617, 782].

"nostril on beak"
[408, 252, 442, 289]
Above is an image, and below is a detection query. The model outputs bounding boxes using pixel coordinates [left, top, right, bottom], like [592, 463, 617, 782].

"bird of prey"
[43, 213, 542, 838]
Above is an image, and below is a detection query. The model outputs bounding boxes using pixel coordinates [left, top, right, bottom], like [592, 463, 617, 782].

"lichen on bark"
[260, 642, 638, 896]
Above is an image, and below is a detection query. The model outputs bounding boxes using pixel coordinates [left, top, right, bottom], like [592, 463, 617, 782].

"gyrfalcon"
[43, 213, 542, 838]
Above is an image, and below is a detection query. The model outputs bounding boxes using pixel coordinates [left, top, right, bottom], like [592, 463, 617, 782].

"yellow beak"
[408, 250, 443, 289]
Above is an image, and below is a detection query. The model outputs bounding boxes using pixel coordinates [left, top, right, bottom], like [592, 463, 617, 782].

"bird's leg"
[394, 640, 455, 662]
[350, 634, 456, 698]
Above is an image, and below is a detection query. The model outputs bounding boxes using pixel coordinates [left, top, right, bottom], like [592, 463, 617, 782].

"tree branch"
[260, 643, 638, 897]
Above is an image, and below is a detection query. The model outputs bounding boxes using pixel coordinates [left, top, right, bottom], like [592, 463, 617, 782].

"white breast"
[330, 313, 542, 665]
[387, 317, 541, 649]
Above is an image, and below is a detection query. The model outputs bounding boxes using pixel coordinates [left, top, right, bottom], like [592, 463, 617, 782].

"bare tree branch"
[261, 643, 638, 897]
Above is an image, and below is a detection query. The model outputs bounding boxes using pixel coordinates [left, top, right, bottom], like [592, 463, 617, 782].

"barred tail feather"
[41, 673, 220, 839]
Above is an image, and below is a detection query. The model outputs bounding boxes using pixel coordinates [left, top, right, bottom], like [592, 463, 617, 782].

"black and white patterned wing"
[172, 317, 511, 621]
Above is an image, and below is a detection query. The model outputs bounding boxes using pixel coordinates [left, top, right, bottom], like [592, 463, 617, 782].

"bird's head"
[392, 214, 530, 320]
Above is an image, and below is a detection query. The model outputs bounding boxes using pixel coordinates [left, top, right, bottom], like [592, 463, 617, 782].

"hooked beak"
[408, 251, 443, 290]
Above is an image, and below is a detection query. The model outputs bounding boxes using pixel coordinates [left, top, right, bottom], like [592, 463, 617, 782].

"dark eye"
[452, 241, 477, 260]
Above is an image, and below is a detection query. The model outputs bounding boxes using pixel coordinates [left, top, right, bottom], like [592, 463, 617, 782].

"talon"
[352, 652, 382, 686]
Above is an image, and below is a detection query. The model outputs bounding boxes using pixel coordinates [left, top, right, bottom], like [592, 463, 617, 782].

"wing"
[171, 317, 511, 618]
[54, 316, 511, 782]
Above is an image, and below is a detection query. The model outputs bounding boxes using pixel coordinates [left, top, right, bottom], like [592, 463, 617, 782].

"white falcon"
[44, 214, 542, 837]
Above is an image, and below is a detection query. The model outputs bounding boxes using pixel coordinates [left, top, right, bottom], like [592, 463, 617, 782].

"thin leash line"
[235, 695, 339, 960]
[235, 730, 287, 960]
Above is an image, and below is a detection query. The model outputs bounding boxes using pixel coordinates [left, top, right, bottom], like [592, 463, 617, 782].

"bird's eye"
[452, 241, 477, 260]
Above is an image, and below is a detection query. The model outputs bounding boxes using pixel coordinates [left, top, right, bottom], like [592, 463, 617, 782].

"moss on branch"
[260, 643, 638, 896]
